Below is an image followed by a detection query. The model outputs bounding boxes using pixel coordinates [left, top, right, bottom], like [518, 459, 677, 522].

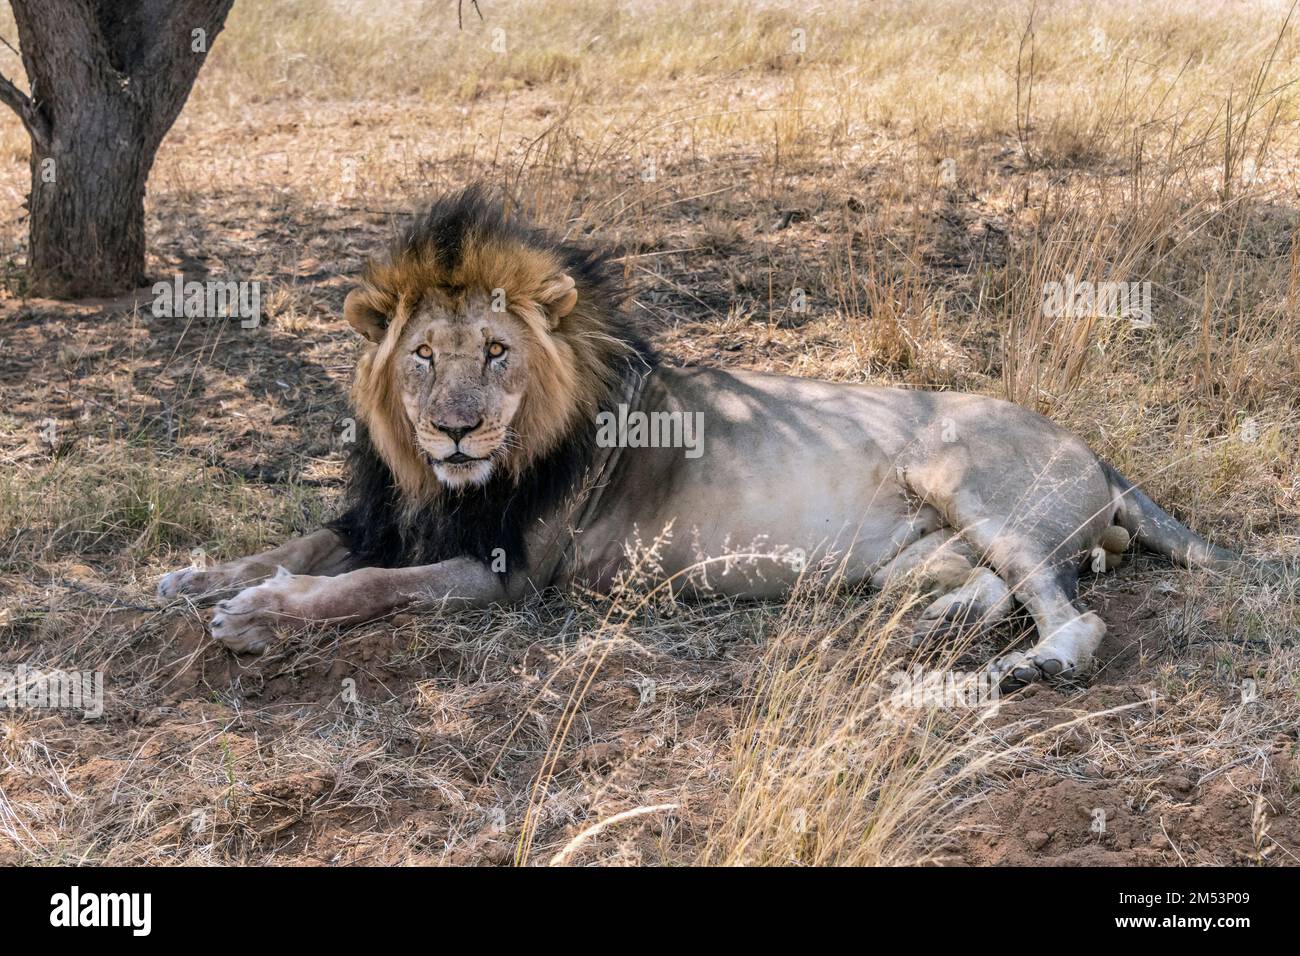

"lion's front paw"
[209, 578, 291, 654]
[209, 570, 326, 654]
[158, 566, 242, 603]
[158, 567, 200, 600]
[211, 588, 281, 654]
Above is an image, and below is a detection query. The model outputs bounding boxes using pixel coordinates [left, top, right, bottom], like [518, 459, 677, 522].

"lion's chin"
[432, 457, 495, 489]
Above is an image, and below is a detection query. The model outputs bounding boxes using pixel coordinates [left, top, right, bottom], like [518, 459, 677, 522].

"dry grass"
[1, 0, 1299, 865]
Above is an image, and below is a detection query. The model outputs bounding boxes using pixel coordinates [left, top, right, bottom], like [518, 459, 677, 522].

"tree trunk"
[2, 0, 234, 298]
[28, 102, 153, 297]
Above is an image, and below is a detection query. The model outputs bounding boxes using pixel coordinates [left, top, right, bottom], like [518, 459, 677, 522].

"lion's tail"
[1100, 461, 1244, 572]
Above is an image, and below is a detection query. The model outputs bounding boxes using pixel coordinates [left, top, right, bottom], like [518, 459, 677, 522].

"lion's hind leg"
[870, 528, 971, 593]
[980, 562, 1106, 690]
[911, 568, 1015, 648]
[870, 529, 1015, 646]
[942, 502, 1104, 688]
[897, 463, 1110, 688]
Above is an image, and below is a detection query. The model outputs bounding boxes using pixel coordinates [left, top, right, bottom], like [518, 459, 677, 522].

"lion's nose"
[437, 420, 483, 443]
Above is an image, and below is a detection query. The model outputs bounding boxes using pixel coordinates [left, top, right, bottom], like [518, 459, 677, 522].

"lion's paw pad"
[988, 649, 1076, 692]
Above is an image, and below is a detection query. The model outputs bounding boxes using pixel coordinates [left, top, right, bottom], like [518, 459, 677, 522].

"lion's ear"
[538, 273, 577, 325]
[344, 289, 388, 342]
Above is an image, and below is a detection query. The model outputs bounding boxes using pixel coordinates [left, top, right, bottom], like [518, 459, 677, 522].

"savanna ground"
[1, 0, 1299, 866]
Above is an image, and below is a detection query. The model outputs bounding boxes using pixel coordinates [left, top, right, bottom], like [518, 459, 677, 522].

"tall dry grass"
[698, 579, 982, 866]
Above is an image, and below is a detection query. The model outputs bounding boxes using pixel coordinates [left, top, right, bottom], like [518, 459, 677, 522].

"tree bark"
[27, 96, 152, 296]
[4, 0, 234, 298]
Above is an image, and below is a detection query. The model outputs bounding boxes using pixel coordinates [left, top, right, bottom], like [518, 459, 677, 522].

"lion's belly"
[558, 368, 946, 597]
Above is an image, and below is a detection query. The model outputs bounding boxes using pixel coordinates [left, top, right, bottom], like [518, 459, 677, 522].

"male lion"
[159, 187, 1250, 688]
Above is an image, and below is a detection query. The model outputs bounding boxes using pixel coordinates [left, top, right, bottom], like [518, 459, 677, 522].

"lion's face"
[343, 191, 606, 503]
[395, 294, 533, 488]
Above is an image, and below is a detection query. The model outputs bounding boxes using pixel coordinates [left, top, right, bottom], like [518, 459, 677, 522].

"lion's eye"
[487, 342, 507, 360]
[415, 344, 433, 360]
